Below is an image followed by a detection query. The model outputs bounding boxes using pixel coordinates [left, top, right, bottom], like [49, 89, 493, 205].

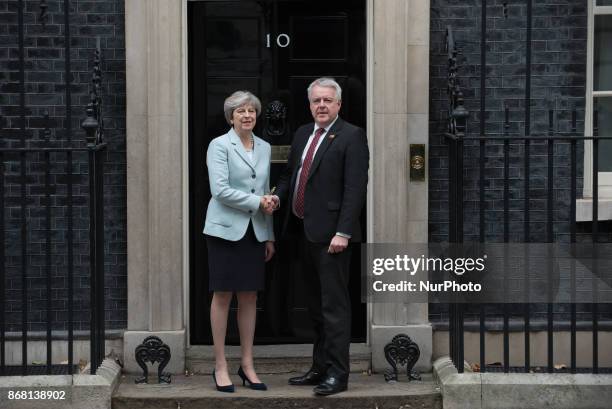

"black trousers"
[292, 216, 352, 381]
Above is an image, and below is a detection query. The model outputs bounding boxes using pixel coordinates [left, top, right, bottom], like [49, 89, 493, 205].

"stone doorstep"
[186, 343, 371, 375]
[433, 356, 612, 409]
[112, 373, 442, 409]
[0, 358, 122, 409]
[188, 355, 371, 376]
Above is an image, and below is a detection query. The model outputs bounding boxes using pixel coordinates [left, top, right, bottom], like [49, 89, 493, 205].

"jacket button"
[249, 210, 253, 214]
[251, 189, 255, 193]
[251, 174, 256, 179]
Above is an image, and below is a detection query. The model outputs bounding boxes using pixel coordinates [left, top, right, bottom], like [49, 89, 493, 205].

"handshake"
[259, 194, 280, 215]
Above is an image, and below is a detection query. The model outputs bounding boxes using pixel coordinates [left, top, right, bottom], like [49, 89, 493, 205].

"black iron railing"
[445, 20, 612, 375]
[0, 0, 106, 376]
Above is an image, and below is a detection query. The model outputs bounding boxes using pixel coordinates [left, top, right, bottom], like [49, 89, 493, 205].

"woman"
[203, 91, 275, 392]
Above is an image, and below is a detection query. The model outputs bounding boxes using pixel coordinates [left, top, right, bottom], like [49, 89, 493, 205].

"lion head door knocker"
[384, 334, 421, 382]
[135, 336, 172, 384]
[262, 100, 288, 144]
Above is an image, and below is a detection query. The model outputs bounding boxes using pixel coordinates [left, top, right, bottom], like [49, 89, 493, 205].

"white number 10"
[266, 33, 291, 48]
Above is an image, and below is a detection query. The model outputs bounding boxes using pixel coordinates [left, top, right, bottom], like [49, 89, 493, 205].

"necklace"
[242, 135, 254, 151]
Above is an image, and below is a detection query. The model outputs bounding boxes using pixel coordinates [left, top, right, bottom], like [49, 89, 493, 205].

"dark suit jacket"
[276, 117, 369, 243]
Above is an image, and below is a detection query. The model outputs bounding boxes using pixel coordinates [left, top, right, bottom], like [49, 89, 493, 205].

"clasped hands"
[259, 195, 279, 215]
[258, 195, 347, 254]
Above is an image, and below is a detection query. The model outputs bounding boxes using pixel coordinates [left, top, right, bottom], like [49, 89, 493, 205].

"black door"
[188, 0, 366, 345]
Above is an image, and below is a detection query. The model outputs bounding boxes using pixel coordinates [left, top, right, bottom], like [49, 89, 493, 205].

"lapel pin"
[328, 134, 336, 139]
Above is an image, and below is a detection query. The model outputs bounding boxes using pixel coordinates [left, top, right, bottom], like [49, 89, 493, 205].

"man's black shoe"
[288, 369, 324, 386]
[313, 375, 348, 396]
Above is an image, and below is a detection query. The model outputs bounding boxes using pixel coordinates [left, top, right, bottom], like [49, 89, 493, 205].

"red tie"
[294, 128, 325, 218]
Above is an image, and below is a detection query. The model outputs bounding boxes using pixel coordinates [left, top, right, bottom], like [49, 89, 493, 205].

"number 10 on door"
[266, 33, 291, 48]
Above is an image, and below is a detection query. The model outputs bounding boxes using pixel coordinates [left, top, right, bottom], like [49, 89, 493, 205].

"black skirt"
[206, 222, 265, 291]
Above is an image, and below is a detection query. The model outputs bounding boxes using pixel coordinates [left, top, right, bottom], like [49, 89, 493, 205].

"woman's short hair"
[307, 77, 342, 101]
[223, 91, 262, 124]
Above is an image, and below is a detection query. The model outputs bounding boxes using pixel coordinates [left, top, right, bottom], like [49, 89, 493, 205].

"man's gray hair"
[307, 77, 342, 101]
[223, 91, 262, 124]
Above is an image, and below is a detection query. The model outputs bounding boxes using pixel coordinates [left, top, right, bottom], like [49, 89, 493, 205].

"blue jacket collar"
[227, 127, 261, 170]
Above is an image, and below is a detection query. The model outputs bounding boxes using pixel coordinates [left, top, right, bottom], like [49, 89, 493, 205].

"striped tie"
[294, 128, 326, 218]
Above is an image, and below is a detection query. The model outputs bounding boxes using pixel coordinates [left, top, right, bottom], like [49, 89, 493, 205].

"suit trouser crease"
[299, 232, 351, 380]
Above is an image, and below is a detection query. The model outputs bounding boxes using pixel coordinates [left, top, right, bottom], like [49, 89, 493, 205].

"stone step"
[112, 373, 442, 409]
[186, 343, 371, 375]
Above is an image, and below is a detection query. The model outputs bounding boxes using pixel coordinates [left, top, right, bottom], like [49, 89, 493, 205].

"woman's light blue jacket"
[203, 127, 274, 242]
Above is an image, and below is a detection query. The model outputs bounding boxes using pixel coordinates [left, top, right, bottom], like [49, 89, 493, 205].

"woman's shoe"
[238, 366, 268, 390]
[212, 369, 235, 393]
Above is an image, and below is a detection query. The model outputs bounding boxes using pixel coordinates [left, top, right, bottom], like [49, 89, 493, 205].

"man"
[272, 77, 369, 395]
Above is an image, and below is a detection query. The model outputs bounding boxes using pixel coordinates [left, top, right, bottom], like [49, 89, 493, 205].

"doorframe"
[182, 0, 191, 349]
[365, 0, 374, 352]
[181, 0, 374, 349]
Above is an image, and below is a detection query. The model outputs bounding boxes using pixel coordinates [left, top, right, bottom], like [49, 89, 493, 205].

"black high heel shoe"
[212, 369, 235, 393]
[238, 366, 267, 391]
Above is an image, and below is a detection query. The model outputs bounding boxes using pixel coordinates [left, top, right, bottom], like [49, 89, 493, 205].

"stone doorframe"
[123, 0, 431, 374]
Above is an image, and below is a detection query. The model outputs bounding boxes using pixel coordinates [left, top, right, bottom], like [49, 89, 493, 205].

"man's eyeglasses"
[310, 97, 337, 106]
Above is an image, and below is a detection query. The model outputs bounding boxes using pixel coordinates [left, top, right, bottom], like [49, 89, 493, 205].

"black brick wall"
[429, 0, 592, 244]
[0, 0, 126, 332]
[429, 0, 612, 323]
